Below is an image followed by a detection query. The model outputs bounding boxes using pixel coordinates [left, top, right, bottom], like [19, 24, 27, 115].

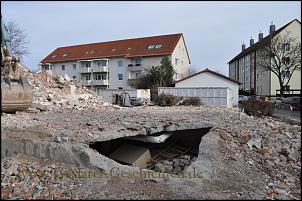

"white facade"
[40, 35, 190, 92]
[159, 87, 233, 108]
[229, 19, 301, 96]
[175, 71, 239, 106]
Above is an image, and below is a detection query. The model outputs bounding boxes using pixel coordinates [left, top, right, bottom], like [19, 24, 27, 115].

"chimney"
[242, 42, 246, 51]
[269, 21, 275, 35]
[258, 30, 263, 41]
[250, 37, 254, 46]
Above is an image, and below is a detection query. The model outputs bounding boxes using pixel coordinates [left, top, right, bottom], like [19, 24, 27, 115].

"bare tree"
[183, 65, 199, 77]
[5, 19, 30, 60]
[257, 31, 301, 96]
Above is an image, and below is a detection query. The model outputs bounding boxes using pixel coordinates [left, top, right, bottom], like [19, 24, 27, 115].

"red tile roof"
[41, 33, 186, 63]
[175, 68, 241, 84]
[228, 19, 301, 64]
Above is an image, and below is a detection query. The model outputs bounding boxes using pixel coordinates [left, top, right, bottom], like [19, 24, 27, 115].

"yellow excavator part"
[1, 76, 33, 113]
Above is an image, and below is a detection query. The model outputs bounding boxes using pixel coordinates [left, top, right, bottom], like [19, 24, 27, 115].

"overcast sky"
[2, 1, 301, 75]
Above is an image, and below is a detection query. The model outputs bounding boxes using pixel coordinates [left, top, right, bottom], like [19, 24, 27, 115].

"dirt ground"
[1, 105, 301, 200]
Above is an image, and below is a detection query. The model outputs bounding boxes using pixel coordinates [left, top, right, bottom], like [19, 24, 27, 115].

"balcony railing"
[127, 64, 143, 71]
[80, 80, 109, 86]
[127, 79, 139, 87]
[79, 66, 109, 73]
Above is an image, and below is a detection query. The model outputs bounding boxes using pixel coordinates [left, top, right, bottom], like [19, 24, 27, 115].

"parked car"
[239, 95, 251, 102]
[282, 96, 301, 111]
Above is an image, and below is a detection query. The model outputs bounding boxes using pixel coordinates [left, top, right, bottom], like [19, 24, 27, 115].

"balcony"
[127, 79, 139, 87]
[79, 66, 109, 73]
[127, 64, 142, 71]
[81, 80, 109, 86]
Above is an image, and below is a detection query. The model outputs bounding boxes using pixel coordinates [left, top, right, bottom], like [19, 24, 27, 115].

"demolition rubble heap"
[22, 69, 116, 112]
[1, 66, 301, 200]
[1, 105, 301, 200]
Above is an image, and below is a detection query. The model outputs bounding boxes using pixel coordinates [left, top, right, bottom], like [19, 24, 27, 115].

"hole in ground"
[89, 127, 212, 174]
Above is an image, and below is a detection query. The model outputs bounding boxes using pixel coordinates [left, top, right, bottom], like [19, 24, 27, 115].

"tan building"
[228, 19, 301, 97]
[40, 33, 191, 92]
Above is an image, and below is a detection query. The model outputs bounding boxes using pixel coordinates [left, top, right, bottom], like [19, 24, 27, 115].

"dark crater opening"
[89, 127, 212, 174]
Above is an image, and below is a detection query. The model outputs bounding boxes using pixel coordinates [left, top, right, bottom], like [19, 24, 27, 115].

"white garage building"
[160, 68, 240, 107]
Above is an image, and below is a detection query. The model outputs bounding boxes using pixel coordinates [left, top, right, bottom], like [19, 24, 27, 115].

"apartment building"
[228, 19, 301, 96]
[40, 33, 190, 92]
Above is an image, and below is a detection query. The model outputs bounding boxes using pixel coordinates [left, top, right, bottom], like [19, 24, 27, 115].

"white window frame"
[118, 60, 123, 67]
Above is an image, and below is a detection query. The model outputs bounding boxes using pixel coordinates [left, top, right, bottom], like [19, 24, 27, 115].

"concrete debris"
[1, 102, 301, 200]
[247, 138, 262, 149]
[218, 130, 233, 141]
[152, 154, 193, 175]
[19, 70, 120, 112]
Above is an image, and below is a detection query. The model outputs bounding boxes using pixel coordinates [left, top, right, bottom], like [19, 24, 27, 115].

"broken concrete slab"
[218, 129, 233, 141]
[247, 138, 262, 149]
[109, 144, 151, 168]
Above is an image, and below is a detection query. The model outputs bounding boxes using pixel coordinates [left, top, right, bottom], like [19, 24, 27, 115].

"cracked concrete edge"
[0, 135, 147, 174]
[93, 121, 216, 142]
[1, 125, 220, 184]
[1, 136, 92, 168]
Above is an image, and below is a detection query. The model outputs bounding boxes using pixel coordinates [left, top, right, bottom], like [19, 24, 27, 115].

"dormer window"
[90, 51, 94, 54]
[148, 45, 156, 49]
[51, 54, 57, 58]
[62, 53, 69, 57]
[127, 47, 132, 50]
[112, 48, 116, 51]
[155, 44, 163, 49]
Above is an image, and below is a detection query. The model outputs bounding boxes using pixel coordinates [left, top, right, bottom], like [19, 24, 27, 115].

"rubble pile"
[0, 154, 99, 199]
[22, 70, 117, 112]
[153, 155, 196, 174]
[216, 116, 301, 200]
[1, 104, 301, 199]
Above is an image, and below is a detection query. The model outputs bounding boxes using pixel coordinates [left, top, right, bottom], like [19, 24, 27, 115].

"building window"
[85, 63, 91, 68]
[148, 44, 156, 49]
[98, 60, 107, 67]
[245, 76, 248, 82]
[281, 70, 290, 79]
[51, 54, 57, 58]
[73, 64, 76, 70]
[181, 61, 183, 66]
[95, 75, 102, 80]
[283, 43, 290, 51]
[260, 85, 262, 93]
[72, 76, 76, 80]
[245, 66, 249, 71]
[256, 86, 259, 93]
[118, 74, 123, 80]
[134, 58, 141, 65]
[118, 60, 123, 67]
[62, 53, 68, 57]
[62, 65, 65, 71]
[85, 75, 91, 80]
[135, 72, 141, 79]
[282, 57, 290, 65]
[175, 58, 179, 65]
[155, 44, 163, 49]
